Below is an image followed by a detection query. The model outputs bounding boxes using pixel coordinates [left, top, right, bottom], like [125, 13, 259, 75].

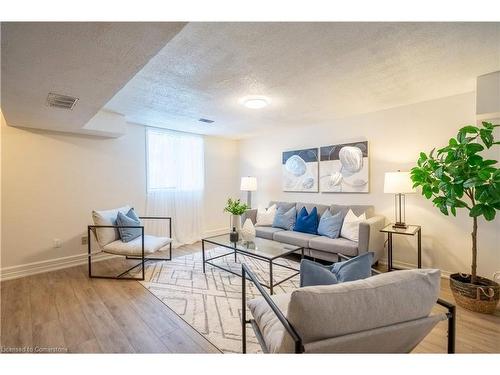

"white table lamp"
[240, 177, 257, 208]
[384, 171, 415, 229]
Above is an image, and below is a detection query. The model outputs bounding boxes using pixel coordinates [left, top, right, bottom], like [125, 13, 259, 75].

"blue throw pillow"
[331, 252, 373, 282]
[317, 209, 343, 239]
[272, 206, 296, 230]
[116, 209, 143, 243]
[300, 259, 338, 287]
[293, 206, 318, 234]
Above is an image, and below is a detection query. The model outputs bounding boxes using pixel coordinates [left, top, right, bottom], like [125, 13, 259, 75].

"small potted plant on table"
[224, 198, 249, 234]
[411, 121, 499, 314]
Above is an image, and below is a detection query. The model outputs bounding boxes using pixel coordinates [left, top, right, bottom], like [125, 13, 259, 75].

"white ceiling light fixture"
[241, 96, 269, 109]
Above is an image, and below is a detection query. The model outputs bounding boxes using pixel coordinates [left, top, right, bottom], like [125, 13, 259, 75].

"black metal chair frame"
[241, 257, 456, 354]
[88, 216, 172, 281]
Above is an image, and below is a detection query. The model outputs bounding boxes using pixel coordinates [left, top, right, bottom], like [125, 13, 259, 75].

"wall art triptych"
[282, 141, 369, 193]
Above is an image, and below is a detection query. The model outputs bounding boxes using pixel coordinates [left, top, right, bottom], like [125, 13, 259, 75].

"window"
[146, 128, 204, 191]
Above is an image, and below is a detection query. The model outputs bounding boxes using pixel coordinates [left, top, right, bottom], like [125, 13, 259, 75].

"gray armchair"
[241, 263, 455, 353]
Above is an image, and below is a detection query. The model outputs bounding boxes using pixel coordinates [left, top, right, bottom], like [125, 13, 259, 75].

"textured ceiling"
[1, 22, 186, 134]
[105, 22, 500, 139]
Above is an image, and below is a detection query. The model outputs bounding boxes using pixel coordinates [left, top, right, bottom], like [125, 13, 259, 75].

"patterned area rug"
[138, 247, 300, 353]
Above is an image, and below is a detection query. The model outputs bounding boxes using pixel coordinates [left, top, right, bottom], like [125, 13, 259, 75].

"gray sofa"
[243, 201, 385, 264]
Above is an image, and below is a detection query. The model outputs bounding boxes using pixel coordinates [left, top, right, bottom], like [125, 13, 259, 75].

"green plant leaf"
[468, 154, 483, 166]
[452, 184, 464, 198]
[434, 167, 442, 178]
[480, 128, 494, 148]
[439, 205, 449, 216]
[466, 143, 484, 155]
[488, 184, 500, 201]
[469, 205, 483, 217]
[494, 170, 500, 183]
[482, 159, 497, 166]
[464, 178, 481, 188]
[422, 185, 433, 199]
[454, 199, 469, 208]
[457, 131, 466, 144]
[483, 205, 496, 221]
[460, 125, 479, 134]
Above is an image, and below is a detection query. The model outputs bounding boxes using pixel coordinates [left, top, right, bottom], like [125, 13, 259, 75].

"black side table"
[380, 224, 421, 272]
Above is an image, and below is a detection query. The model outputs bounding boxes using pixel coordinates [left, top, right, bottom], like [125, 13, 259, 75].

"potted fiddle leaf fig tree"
[411, 121, 500, 314]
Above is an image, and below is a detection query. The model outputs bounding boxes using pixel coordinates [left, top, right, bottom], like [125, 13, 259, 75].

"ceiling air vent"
[198, 118, 214, 124]
[46, 92, 79, 110]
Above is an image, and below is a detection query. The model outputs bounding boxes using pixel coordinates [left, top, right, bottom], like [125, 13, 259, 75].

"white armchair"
[88, 205, 172, 280]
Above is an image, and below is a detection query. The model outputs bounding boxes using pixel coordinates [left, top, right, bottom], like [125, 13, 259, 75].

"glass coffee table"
[201, 234, 304, 294]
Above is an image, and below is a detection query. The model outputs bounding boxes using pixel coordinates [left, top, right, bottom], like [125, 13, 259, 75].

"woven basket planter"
[450, 273, 500, 314]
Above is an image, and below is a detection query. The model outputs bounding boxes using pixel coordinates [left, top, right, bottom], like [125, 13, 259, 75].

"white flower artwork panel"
[320, 141, 369, 193]
[282, 148, 319, 192]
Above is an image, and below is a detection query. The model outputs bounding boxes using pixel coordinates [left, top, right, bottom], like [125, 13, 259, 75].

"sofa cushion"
[92, 205, 132, 247]
[102, 234, 172, 256]
[256, 226, 285, 240]
[317, 209, 343, 239]
[293, 206, 318, 235]
[308, 236, 359, 257]
[273, 231, 319, 248]
[272, 206, 296, 230]
[281, 269, 441, 352]
[331, 252, 373, 282]
[247, 293, 291, 353]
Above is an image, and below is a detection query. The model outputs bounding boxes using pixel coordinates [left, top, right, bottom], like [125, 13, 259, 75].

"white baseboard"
[378, 258, 452, 279]
[1, 228, 228, 281]
[0, 252, 118, 281]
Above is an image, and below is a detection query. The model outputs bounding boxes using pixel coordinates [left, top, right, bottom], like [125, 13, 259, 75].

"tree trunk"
[471, 216, 478, 284]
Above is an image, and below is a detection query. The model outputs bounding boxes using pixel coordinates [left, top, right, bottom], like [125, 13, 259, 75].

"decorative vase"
[449, 273, 500, 314]
[231, 214, 242, 233]
[241, 218, 256, 242]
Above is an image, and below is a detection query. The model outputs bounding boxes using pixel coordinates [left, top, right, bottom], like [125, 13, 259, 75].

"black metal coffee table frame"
[202, 236, 304, 294]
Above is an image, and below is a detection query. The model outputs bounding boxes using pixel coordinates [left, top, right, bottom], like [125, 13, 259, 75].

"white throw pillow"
[256, 204, 277, 227]
[92, 205, 132, 247]
[340, 209, 366, 242]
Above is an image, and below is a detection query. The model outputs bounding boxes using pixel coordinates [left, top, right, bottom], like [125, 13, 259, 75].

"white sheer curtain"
[146, 128, 204, 247]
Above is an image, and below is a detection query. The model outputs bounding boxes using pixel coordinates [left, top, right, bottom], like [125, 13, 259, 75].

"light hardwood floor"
[1, 242, 499, 353]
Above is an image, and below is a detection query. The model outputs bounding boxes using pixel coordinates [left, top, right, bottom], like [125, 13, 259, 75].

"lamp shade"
[240, 176, 257, 191]
[384, 172, 415, 194]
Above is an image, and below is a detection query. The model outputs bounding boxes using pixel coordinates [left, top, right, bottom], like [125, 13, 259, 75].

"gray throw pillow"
[272, 206, 296, 230]
[116, 209, 143, 243]
[317, 209, 343, 238]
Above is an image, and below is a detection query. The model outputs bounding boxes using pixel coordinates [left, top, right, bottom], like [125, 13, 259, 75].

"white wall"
[239, 92, 500, 278]
[1, 115, 239, 276]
